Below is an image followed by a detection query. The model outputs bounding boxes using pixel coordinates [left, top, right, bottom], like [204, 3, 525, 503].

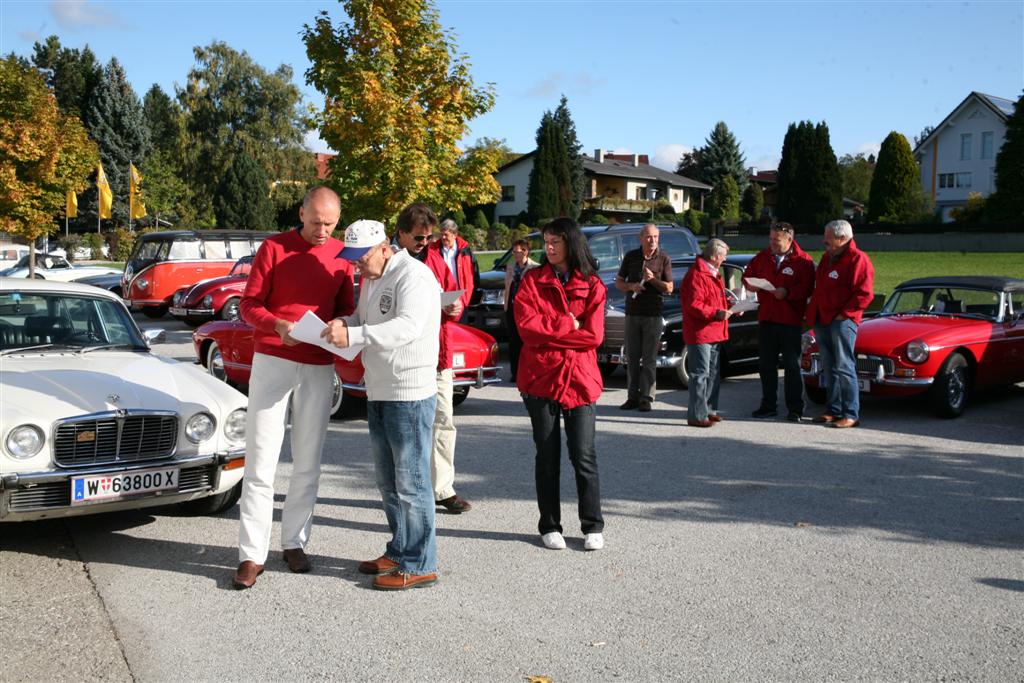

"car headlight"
[481, 289, 504, 306]
[5, 425, 44, 459]
[172, 291, 184, 305]
[801, 332, 816, 353]
[202, 295, 213, 308]
[224, 408, 246, 442]
[906, 340, 930, 364]
[136, 277, 149, 292]
[185, 413, 216, 443]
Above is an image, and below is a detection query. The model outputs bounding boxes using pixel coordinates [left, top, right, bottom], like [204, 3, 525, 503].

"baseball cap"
[337, 219, 387, 260]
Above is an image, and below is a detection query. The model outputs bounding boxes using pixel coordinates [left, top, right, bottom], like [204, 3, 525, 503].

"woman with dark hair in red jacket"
[515, 218, 607, 552]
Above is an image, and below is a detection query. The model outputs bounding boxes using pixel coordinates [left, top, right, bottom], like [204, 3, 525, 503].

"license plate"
[452, 352, 465, 368]
[858, 379, 871, 392]
[169, 306, 187, 316]
[484, 319, 500, 327]
[71, 466, 179, 505]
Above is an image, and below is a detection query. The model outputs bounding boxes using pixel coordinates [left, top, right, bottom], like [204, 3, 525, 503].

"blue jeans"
[815, 319, 860, 421]
[687, 342, 721, 421]
[522, 396, 604, 535]
[368, 397, 438, 575]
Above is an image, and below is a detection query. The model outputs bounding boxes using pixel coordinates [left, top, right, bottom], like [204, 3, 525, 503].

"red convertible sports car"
[193, 318, 500, 418]
[170, 256, 252, 326]
[801, 276, 1024, 417]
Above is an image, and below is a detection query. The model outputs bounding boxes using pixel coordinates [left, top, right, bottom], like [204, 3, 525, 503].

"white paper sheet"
[729, 298, 759, 314]
[290, 310, 363, 361]
[743, 277, 776, 292]
[441, 289, 464, 307]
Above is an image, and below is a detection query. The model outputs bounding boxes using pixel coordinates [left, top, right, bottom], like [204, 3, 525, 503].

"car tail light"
[489, 343, 498, 366]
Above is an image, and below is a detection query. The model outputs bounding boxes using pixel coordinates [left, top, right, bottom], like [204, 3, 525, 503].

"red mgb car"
[169, 256, 252, 326]
[193, 318, 500, 418]
[801, 276, 1024, 418]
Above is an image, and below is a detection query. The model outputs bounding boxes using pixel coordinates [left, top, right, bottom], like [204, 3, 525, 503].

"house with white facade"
[913, 91, 1015, 222]
[492, 149, 712, 225]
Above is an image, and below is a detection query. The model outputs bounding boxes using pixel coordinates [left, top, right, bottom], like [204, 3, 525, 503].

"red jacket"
[514, 265, 606, 409]
[241, 229, 355, 365]
[805, 239, 875, 326]
[429, 236, 477, 310]
[681, 257, 729, 345]
[744, 240, 816, 326]
[416, 247, 459, 371]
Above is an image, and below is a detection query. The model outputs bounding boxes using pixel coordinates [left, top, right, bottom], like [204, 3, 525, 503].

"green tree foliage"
[552, 95, 585, 219]
[950, 192, 987, 223]
[83, 58, 152, 225]
[913, 125, 935, 149]
[465, 137, 519, 168]
[302, 0, 499, 224]
[141, 150, 191, 227]
[776, 120, 842, 226]
[697, 121, 747, 191]
[741, 182, 764, 223]
[681, 208, 707, 233]
[838, 153, 875, 205]
[0, 56, 98, 250]
[675, 148, 702, 178]
[708, 175, 740, 221]
[868, 131, 922, 222]
[214, 152, 276, 229]
[987, 92, 1024, 222]
[179, 41, 310, 226]
[30, 36, 102, 117]
[143, 84, 183, 157]
[526, 111, 571, 222]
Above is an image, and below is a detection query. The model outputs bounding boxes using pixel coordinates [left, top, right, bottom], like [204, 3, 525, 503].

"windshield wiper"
[78, 343, 146, 355]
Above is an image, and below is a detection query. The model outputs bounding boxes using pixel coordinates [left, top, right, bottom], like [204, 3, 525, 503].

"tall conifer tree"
[552, 95, 585, 220]
[215, 152, 275, 229]
[868, 131, 921, 222]
[697, 121, 748, 191]
[526, 111, 571, 222]
[987, 93, 1024, 222]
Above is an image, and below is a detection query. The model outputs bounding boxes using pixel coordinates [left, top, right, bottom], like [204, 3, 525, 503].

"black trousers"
[522, 396, 603, 535]
[757, 321, 804, 414]
[506, 308, 523, 381]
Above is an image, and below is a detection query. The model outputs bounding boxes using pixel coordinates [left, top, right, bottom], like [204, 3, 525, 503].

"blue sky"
[2, 0, 1022, 172]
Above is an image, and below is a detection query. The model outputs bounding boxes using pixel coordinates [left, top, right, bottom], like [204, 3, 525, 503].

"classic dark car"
[193, 318, 500, 418]
[800, 276, 1024, 417]
[74, 272, 125, 297]
[169, 256, 252, 326]
[465, 223, 700, 337]
[598, 254, 759, 388]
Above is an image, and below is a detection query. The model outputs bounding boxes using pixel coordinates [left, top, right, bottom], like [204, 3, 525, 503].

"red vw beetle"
[193, 318, 501, 418]
[801, 276, 1024, 417]
[170, 256, 252, 326]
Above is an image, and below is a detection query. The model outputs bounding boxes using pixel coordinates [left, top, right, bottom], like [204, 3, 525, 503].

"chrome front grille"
[53, 413, 178, 468]
[602, 309, 626, 353]
[856, 355, 895, 376]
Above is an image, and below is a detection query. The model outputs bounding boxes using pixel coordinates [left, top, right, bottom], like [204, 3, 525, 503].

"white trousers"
[238, 353, 334, 564]
[430, 368, 457, 500]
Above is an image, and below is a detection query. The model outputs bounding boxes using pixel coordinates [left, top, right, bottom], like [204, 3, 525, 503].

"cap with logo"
[337, 219, 387, 260]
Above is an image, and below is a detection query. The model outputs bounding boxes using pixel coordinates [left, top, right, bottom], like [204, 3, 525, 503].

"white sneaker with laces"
[584, 533, 604, 551]
[541, 532, 566, 550]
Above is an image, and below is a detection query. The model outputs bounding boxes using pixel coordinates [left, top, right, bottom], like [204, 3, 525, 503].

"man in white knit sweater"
[323, 219, 442, 590]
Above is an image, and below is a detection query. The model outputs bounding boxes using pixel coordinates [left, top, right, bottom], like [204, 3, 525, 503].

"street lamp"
[647, 188, 658, 220]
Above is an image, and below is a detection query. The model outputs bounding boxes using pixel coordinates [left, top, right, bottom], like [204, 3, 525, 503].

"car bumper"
[801, 356, 935, 390]
[598, 348, 683, 369]
[0, 448, 245, 521]
[169, 306, 214, 318]
[124, 299, 168, 308]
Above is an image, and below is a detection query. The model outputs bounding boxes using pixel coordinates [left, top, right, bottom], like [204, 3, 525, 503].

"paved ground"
[2, 315, 1022, 682]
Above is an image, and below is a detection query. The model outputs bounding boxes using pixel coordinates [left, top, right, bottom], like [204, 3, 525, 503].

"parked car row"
[0, 252, 122, 282]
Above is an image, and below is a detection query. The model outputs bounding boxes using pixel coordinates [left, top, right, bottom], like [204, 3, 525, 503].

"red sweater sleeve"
[240, 239, 280, 334]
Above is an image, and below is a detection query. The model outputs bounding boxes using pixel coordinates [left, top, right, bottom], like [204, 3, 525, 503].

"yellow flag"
[66, 190, 78, 218]
[96, 163, 112, 219]
[129, 163, 147, 219]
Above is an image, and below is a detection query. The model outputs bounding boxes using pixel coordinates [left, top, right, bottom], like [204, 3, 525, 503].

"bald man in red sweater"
[233, 186, 355, 589]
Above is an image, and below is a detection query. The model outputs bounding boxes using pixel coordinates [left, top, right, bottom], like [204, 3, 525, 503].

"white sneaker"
[541, 532, 566, 550]
[584, 533, 604, 551]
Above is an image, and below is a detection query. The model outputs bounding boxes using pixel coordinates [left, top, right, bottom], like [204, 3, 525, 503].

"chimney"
[632, 154, 639, 167]
[749, 166, 758, 177]
[595, 148, 604, 163]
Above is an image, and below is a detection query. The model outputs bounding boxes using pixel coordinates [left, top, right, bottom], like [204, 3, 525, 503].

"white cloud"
[610, 146, 633, 155]
[50, 0, 123, 29]
[651, 144, 692, 171]
[524, 73, 563, 99]
[303, 129, 333, 154]
[523, 71, 602, 99]
[855, 141, 881, 158]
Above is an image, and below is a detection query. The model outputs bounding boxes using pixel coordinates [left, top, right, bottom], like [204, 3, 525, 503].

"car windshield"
[229, 256, 254, 277]
[0, 291, 146, 353]
[882, 286, 1001, 320]
[127, 239, 172, 271]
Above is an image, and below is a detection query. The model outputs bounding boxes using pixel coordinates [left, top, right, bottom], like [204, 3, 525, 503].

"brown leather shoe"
[708, 414, 723, 422]
[232, 561, 264, 589]
[436, 495, 472, 513]
[372, 571, 438, 591]
[830, 418, 860, 429]
[282, 548, 311, 574]
[358, 554, 399, 575]
[687, 418, 713, 428]
[813, 414, 837, 424]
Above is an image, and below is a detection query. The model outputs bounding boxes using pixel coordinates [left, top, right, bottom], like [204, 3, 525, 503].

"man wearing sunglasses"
[394, 204, 473, 514]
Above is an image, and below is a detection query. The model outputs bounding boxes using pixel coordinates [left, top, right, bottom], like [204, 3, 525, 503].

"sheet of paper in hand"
[291, 310, 363, 361]
[743, 277, 776, 292]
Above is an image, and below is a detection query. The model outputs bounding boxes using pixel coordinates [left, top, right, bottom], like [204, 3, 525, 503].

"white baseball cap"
[337, 219, 387, 260]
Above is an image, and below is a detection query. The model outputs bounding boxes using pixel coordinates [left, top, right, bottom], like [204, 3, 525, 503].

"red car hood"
[183, 274, 247, 301]
[854, 315, 991, 354]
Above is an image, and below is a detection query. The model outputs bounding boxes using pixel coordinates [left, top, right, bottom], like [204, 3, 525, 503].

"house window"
[981, 131, 994, 159]
[956, 172, 972, 188]
[938, 173, 952, 189]
[635, 186, 647, 200]
[501, 185, 515, 202]
[960, 133, 972, 160]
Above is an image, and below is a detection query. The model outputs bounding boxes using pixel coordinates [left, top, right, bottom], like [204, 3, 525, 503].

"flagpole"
[128, 161, 133, 232]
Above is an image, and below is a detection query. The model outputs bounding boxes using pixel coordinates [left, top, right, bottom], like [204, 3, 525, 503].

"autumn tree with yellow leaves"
[0, 56, 98, 264]
[302, 0, 501, 224]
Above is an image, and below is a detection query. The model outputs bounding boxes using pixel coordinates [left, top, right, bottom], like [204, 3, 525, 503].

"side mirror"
[142, 328, 166, 345]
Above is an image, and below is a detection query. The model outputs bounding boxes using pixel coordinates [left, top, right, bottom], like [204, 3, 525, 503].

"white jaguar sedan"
[0, 278, 247, 521]
[0, 252, 123, 282]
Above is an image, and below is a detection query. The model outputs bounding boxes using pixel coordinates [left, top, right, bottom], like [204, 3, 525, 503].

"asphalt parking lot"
[2, 315, 1022, 682]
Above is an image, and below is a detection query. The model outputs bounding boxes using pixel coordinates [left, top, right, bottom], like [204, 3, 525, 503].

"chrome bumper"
[169, 306, 214, 317]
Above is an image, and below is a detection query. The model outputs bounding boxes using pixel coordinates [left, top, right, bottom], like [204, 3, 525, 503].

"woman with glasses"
[514, 218, 606, 551]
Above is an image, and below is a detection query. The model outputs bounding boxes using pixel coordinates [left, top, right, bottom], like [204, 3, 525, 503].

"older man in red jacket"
[805, 219, 875, 429]
[681, 238, 733, 428]
[744, 222, 816, 421]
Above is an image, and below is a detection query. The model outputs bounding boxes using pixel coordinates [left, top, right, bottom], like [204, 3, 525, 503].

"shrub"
[682, 209, 706, 233]
[59, 234, 83, 261]
[84, 232, 105, 259]
[110, 228, 136, 261]
[589, 213, 609, 224]
[951, 192, 986, 223]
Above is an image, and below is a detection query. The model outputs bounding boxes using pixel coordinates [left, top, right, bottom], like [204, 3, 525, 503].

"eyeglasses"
[412, 235, 430, 242]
